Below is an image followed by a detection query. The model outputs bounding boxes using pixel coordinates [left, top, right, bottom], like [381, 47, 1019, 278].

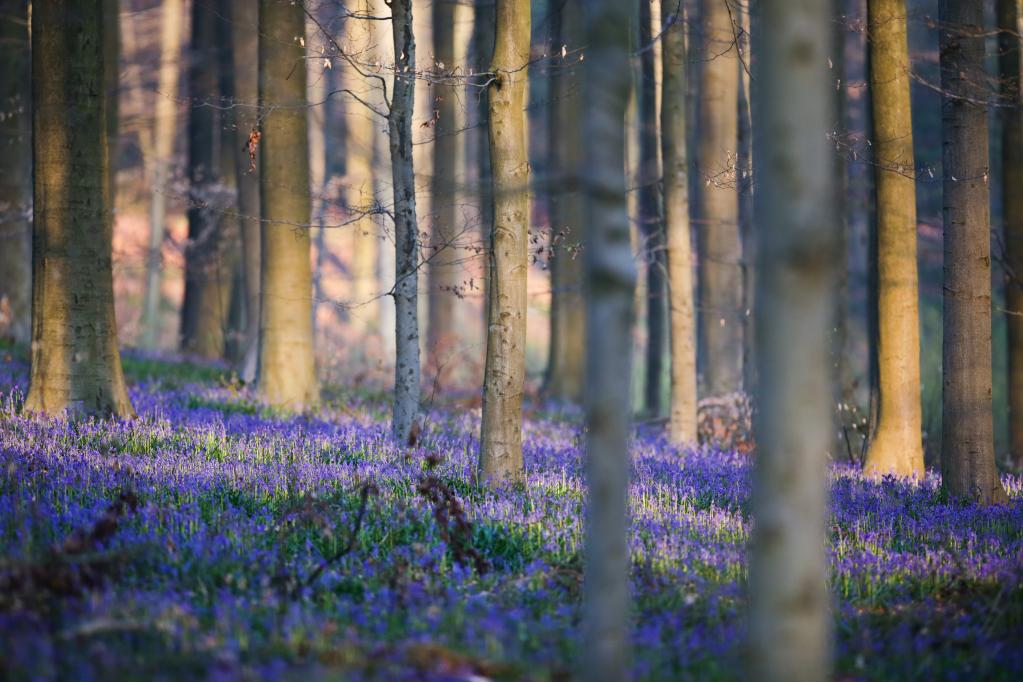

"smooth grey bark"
[938, 0, 1008, 504]
[580, 0, 636, 678]
[543, 0, 585, 403]
[25, 0, 133, 418]
[257, 0, 318, 408]
[661, 0, 698, 445]
[471, 0, 497, 346]
[638, 0, 666, 416]
[696, 0, 743, 398]
[0, 1, 31, 344]
[998, 0, 1023, 468]
[747, 0, 837, 679]
[229, 0, 261, 382]
[389, 0, 422, 443]
[479, 0, 530, 484]
[140, 0, 185, 350]
[426, 0, 460, 376]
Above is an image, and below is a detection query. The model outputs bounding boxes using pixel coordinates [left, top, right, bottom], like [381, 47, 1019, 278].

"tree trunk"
[180, 0, 228, 358]
[104, 0, 119, 208]
[257, 0, 318, 409]
[0, 0, 31, 344]
[696, 0, 743, 398]
[862, 0, 925, 477]
[939, 0, 1008, 504]
[25, 0, 133, 418]
[478, 0, 530, 484]
[661, 0, 697, 445]
[580, 0, 635, 678]
[544, 0, 585, 403]
[388, 0, 422, 442]
[748, 2, 836, 679]
[638, 0, 666, 416]
[140, 0, 185, 350]
[229, 0, 260, 382]
[346, 1, 381, 337]
[999, 0, 1023, 469]
[471, 0, 497, 352]
[425, 0, 461, 379]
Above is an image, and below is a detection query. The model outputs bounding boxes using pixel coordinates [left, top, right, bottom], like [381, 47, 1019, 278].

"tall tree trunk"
[257, 0, 318, 408]
[180, 0, 227, 358]
[230, 0, 260, 382]
[25, 0, 133, 418]
[999, 0, 1023, 469]
[638, 0, 666, 416]
[696, 0, 743, 398]
[478, 0, 530, 484]
[939, 0, 1008, 504]
[471, 0, 497, 351]
[661, 0, 697, 444]
[426, 0, 461, 378]
[748, 0, 836, 678]
[544, 0, 585, 403]
[140, 0, 185, 350]
[738, 1, 756, 395]
[580, 0, 635, 678]
[104, 0, 119, 208]
[388, 0, 422, 442]
[346, 1, 381, 337]
[0, 0, 31, 344]
[862, 0, 924, 477]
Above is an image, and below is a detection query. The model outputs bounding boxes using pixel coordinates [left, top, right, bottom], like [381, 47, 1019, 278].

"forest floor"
[0, 344, 1021, 681]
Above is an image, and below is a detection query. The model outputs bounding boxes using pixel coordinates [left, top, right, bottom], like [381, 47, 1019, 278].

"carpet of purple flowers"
[1, 346, 1021, 681]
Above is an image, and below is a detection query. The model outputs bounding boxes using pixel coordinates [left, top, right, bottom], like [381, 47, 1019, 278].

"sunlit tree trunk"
[388, 0, 422, 442]
[346, 1, 381, 336]
[0, 0, 31, 344]
[999, 0, 1023, 469]
[580, 0, 635, 678]
[180, 0, 227, 358]
[229, 0, 260, 382]
[479, 0, 530, 484]
[544, 0, 585, 403]
[638, 0, 665, 416]
[696, 0, 743, 398]
[140, 0, 185, 350]
[25, 0, 133, 418]
[862, 0, 924, 477]
[939, 0, 1008, 504]
[426, 0, 461, 378]
[661, 0, 697, 445]
[748, 1, 836, 680]
[257, 0, 318, 409]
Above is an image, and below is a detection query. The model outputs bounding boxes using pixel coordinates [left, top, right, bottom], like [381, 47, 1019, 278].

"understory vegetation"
[1, 348, 1021, 681]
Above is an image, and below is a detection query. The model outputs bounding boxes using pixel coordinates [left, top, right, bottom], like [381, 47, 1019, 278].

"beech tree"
[0, 0, 31, 344]
[661, 0, 698, 445]
[478, 0, 530, 484]
[638, 0, 665, 416]
[544, 0, 585, 403]
[140, 0, 185, 350]
[388, 0, 423, 442]
[180, 0, 228, 358]
[696, 0, 743, 399]
[748, 0, 837, 678]
[862, 0, 924, 478]
[25, 0, 133, 418]
[257, 0, 318, 409]
[426, 0, 461, 376]
[999, 0, 1023, 469]
[938, 0, 1007, 504]
[229, 0, 261, 382]
[580, 0, 635, 677]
